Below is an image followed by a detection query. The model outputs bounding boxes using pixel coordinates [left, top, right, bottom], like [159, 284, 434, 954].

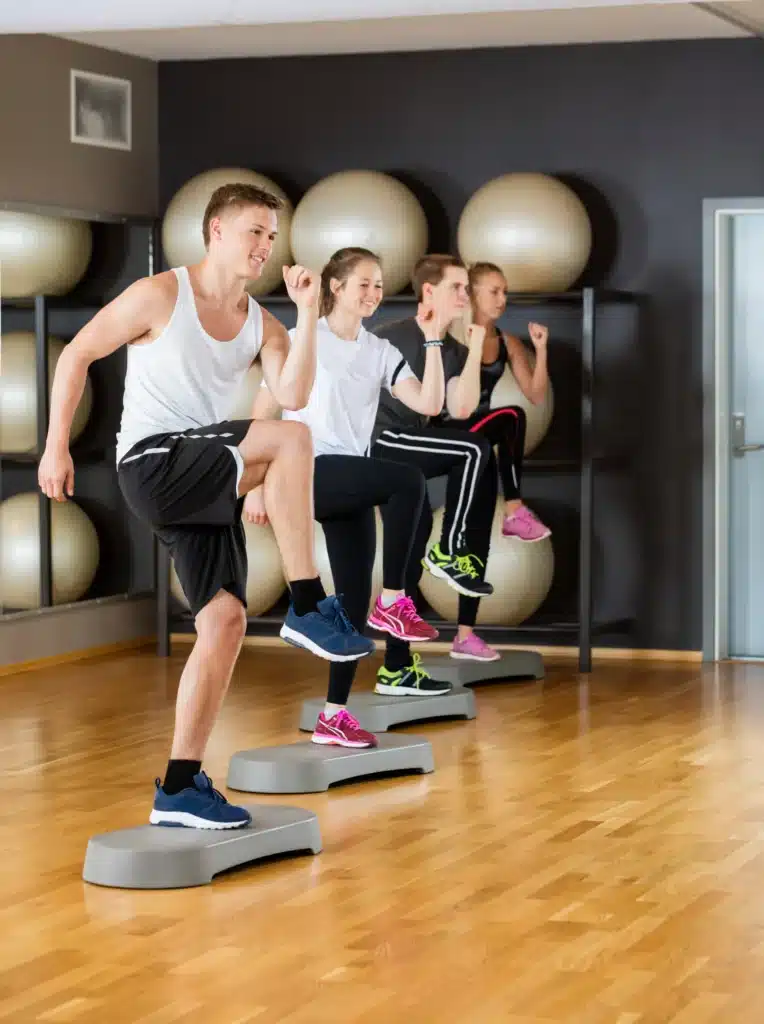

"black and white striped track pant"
[371, 426, 491, 554]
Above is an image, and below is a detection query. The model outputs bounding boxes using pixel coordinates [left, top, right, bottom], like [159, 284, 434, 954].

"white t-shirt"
[276, 317, 415, 457]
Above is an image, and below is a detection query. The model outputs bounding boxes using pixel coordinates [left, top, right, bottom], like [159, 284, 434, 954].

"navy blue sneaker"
[149, 771, 252, 830]
[279, 594, 376, 662]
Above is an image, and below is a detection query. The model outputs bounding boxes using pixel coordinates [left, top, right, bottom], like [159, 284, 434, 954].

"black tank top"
[478, 334, 508, 411]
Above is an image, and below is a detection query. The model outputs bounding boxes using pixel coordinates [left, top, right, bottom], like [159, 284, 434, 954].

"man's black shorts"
[118, 420, 253, 616]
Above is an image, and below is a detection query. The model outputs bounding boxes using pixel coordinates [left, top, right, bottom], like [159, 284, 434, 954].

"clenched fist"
[283, 265, 319, 310]
[466, 323, 486, 352]
[417, 304, 447, 344]
[528, 322, 548, 349]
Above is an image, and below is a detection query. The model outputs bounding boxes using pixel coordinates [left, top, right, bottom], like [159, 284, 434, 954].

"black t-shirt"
[371, 317, 468, 439]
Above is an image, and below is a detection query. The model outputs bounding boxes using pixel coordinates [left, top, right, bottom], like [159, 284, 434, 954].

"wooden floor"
[2, 647, 764, 1022]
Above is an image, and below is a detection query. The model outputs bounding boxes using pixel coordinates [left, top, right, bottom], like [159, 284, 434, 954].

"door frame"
[702, 198, 764, 661]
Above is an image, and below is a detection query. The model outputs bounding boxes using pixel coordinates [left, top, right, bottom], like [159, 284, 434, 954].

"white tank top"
[115, 267, 263, 463]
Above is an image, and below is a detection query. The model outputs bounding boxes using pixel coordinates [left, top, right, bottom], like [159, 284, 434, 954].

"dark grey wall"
[159, 37, 764, 651]
[0, 34, 158, 219]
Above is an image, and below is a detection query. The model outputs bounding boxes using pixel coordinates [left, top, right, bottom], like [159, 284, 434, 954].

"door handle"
[731, 414, 764, 455]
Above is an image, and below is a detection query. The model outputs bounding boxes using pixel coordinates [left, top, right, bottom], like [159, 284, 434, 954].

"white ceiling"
[0, 0, 748, 32]
[3, 0, 762, 60]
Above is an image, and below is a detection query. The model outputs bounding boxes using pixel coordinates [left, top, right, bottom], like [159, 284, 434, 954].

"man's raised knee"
[277, 419, 313, 456]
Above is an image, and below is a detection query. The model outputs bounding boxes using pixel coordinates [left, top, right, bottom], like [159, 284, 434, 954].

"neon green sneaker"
[422, 543, 494, 597]
[375, 653, 452, 696]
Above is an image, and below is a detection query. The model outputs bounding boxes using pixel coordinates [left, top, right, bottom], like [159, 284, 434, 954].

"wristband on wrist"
[423, 340, 443, 348]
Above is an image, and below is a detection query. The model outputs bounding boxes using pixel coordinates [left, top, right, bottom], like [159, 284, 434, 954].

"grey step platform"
[298, 686, 476, 734]
[418, 650, 545, 686]
[82, 804, 321, 890]
[227, 733, 434, 794]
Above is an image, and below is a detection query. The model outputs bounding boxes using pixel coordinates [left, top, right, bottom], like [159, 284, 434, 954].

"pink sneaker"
[311, 709, 377, 748]
[367, 595, 439, 641]
[450, 632, 501, 662]
[502, 505, 551, 542]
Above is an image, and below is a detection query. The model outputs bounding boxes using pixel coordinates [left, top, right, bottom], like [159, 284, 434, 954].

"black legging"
[370, 441, 498, 671]
[313, 454, 426, 705]
[434, 405, 526, 501]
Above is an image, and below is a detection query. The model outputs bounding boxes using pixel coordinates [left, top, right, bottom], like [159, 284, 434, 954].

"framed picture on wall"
[70, 69, 132, 151]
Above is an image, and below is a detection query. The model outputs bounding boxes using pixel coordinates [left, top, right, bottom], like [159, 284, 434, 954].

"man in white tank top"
[37, 182, 374, 830]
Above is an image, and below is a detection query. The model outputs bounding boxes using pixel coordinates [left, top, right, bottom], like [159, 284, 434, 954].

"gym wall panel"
[0, 34, 157, 219]
[0, 597, 155, 672]
[158, 37, 764, 653]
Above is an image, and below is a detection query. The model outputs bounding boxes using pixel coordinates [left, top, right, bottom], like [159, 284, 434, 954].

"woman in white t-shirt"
[250, 247, 454, 749]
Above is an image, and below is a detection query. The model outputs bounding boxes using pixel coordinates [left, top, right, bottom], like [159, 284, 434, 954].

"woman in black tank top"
[434, 261, 551, 544]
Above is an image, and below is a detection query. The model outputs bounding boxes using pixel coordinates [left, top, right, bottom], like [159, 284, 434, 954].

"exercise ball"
[161, 168, 293, 297]
[0, 493, 100, 610]
[170, 519, 286, 616]
[419, 500, 553, 626]
[0, 211, 92, 299]
[290, 170, 428, 295]
[457, 173, 592, 293]
[0, 332, 93, 453]
[227, 360, 264, 421]
[314, 510, 383, 616]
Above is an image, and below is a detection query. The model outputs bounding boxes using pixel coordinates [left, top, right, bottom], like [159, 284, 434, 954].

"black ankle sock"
[385, 644, 411, 673]
[163, 759, 202, 795]
[290, 577, 327, 617]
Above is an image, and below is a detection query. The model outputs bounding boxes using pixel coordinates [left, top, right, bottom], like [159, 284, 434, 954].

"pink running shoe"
[311, 709, 377, 748]
[502, 505, 551, 542]
[367, 595, 439, 641]
[450, 632, 501, 662]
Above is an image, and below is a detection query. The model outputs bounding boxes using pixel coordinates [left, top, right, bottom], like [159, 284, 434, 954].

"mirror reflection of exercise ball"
[457, 173, 592, 293]
[419, 501, 554, 626]
[0, 332, 93, 453]
[313, 511, 383, 616]
[227, 361, 265, 421]
[290, 170, 428, 295]
[161, 168, 293, 297]
[0, 493, 100, 610]
[0, 210, 92, 299]
[170, 519, 286, 617]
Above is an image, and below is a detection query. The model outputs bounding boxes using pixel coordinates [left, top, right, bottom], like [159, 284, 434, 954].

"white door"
[728, 212, 764, 657]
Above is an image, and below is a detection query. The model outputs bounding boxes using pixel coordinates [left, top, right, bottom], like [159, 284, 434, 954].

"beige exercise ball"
[314, 510, 383, 616]
[419, 500, 554, 626]
[170, 518, 286, 616]
[446, 322, 554, 456]
[0, 493, 100, 611]
[457, 173, 592, 293]
[290, 170, 428, 295]
[161, 167, 293, 297]
[0, 332, 93, 453]
[0, 210, 92, 299]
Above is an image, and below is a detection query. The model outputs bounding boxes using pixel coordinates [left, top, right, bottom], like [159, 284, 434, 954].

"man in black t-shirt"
[370, 254, 499, 690]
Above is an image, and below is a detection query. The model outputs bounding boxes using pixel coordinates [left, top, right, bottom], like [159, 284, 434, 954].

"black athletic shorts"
[118, 420, 252, 617]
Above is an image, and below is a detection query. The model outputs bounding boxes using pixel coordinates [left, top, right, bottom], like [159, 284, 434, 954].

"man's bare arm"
[39, 275, 171, 500]
[46, 275, 169, 451]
